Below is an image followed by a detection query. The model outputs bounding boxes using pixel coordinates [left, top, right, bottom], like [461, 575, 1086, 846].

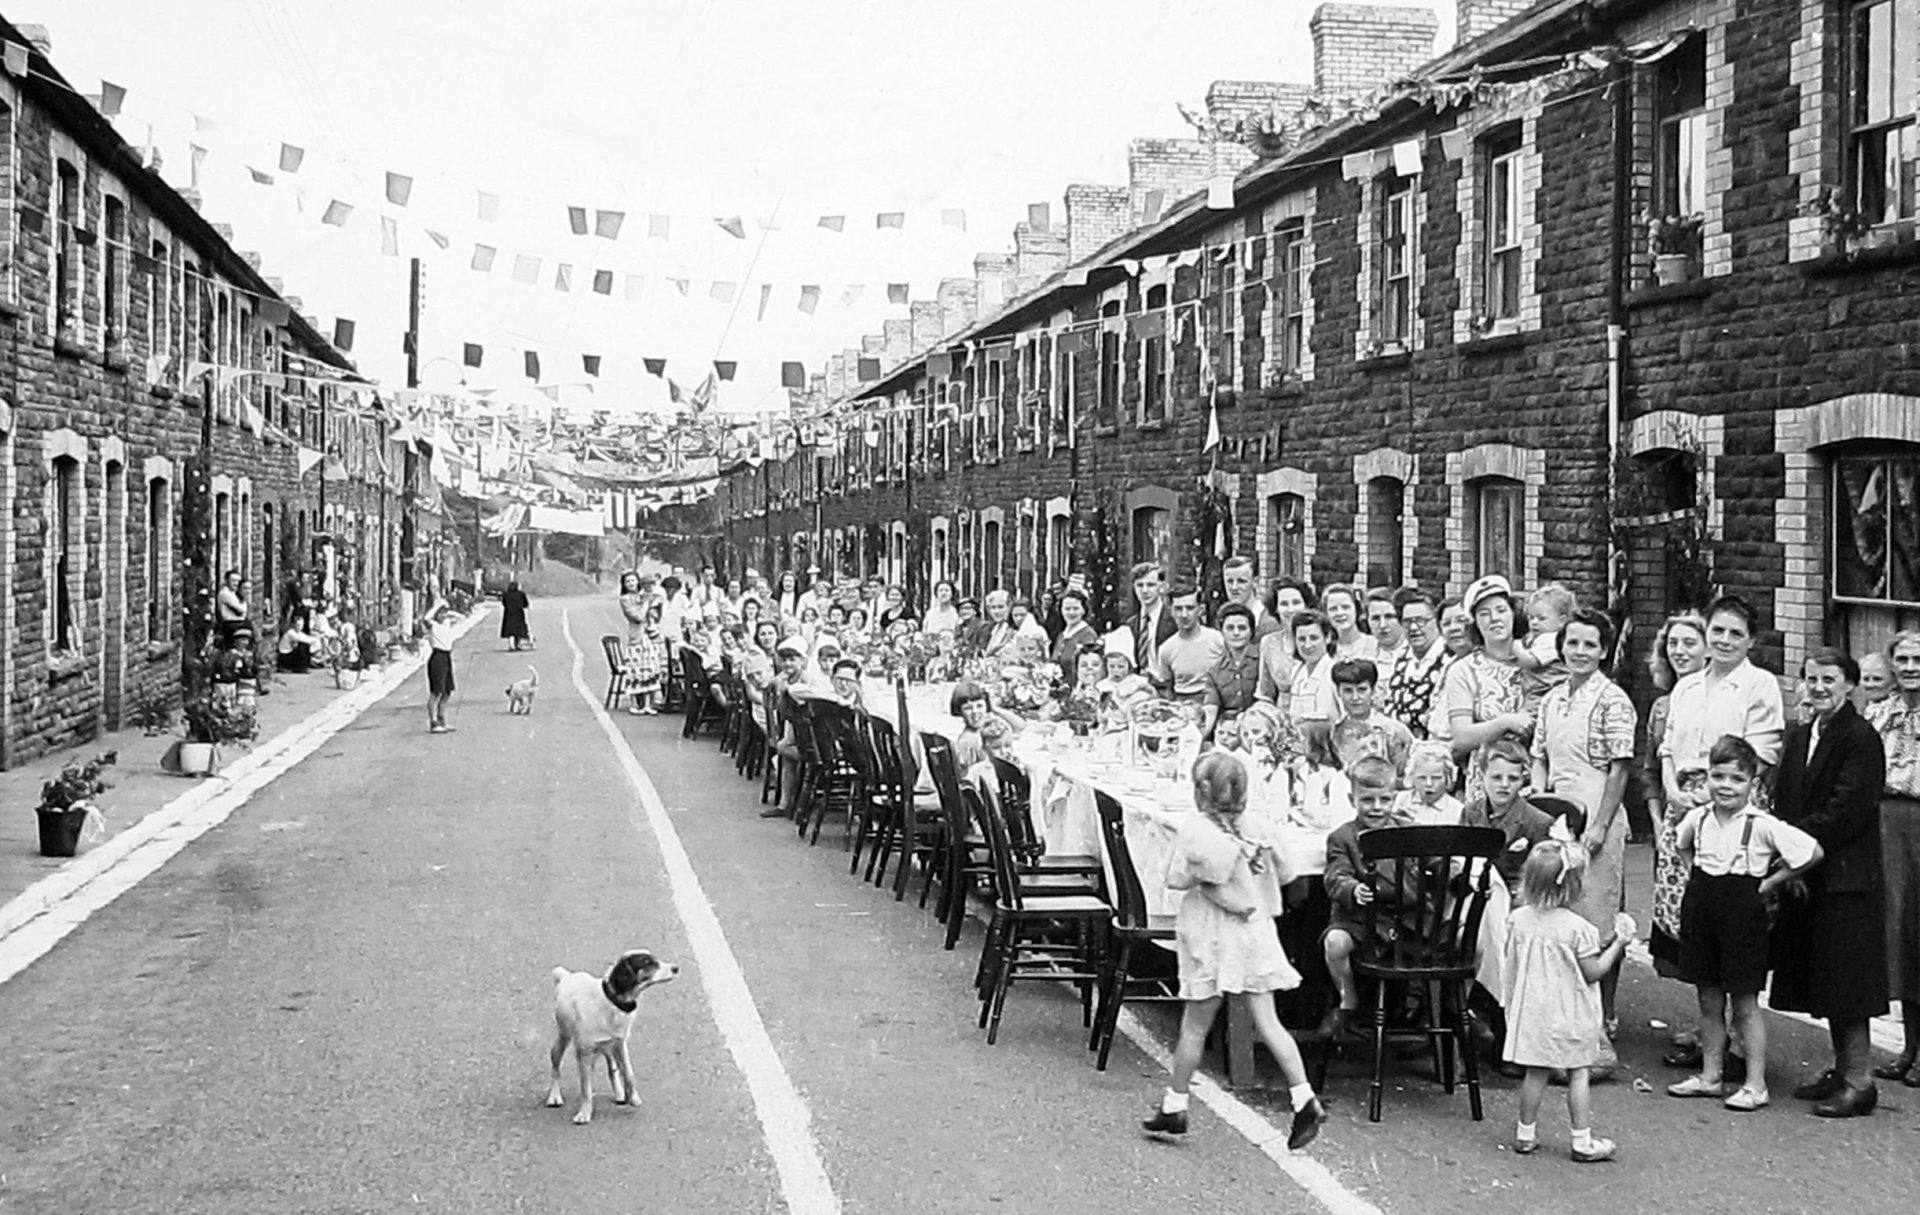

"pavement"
[0, 595, 1914, 1215]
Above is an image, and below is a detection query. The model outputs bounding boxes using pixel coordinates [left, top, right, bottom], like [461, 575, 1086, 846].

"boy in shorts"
[1666, 735, 1822, 1111]
[1321, 756, 1415, 1036]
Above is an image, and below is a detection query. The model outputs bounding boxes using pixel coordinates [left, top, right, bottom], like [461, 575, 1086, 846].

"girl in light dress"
[1141, 753, 1328, 1151]
[1499, 839, 1634, 1162]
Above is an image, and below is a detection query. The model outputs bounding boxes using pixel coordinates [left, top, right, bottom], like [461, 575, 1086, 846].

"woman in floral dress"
[1440, 575, 1534, 803]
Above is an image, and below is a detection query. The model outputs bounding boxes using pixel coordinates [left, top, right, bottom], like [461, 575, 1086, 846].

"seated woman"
[951, 680, 1021, 771]
[277, 599, 318, 673]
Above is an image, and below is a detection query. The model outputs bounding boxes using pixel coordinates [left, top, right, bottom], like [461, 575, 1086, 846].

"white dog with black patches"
[546, 950, 679, 1124]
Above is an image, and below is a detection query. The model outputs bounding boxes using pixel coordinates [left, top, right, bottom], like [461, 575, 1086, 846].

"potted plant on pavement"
[1647, 213, 1705, 285]
[175, 695, 258, 776]
[36, 751, 117, 857]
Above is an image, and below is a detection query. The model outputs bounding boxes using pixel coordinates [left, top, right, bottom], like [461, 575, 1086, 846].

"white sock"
[1571, 1127, 1594, 1152]
[1161, 1088, 1189, 1114]
[1289, 1082, 1317, 1111]
[1515, 1120, 1537, 1142]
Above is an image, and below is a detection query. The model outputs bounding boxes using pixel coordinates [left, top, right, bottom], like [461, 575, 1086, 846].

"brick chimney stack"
[1012, 223, 1069, 297]
[974, 252, 1015, 314]
[1309, 4, 1438, 100]
[1065, 184, 1131, 262]
[1456, 0, 1537, 45]
[1206, 80, 1314, 176]
[1127, 137, 1214, 226]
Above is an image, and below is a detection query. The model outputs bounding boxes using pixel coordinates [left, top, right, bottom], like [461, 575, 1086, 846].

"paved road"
[2, 596, 1915, 1215]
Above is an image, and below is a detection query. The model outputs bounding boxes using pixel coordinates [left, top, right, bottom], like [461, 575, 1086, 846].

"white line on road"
[563, 611, 841, 1215]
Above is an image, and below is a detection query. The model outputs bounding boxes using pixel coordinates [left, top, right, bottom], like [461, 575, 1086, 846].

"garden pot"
[1653, 253, 1694, 286]
[177, 741, 218, 776]
[36, 807, 87, 857]
[335, 667, 361, 691]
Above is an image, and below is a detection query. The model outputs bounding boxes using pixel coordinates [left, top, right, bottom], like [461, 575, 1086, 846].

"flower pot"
[1653, 253, 1694, 286]
[177, 741, 218, 776]
[35, 807, 87, 857]
[335, 667, 361, 691]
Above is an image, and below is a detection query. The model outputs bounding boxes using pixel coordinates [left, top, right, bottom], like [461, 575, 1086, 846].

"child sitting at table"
[1395, 742, 1465, 825]
[1665, 735, 1822, 1112]
[1142, 752, 1328, 1151]
[1330, 658, 1415, 776]
[1499, 839, 1634, 1161]
[1461, 741, 1563, 896]
[1320, 756, 1415, 1037]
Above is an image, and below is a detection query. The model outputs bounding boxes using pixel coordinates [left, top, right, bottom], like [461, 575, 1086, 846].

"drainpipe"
[1606, 58, 1631, 628]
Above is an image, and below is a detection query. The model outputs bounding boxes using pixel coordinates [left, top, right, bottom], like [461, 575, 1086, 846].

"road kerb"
[0, 610, 486, 959]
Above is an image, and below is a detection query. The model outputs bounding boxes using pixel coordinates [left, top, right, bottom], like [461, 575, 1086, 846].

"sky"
[18, 1, 1454, 414]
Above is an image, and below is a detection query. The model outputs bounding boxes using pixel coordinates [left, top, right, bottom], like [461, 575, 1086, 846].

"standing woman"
[1659, 596, 1786, 816]
[1643, 613, 1711, 995]
[1771, 647, 1889, 1117]
[1050, 588, 1099, 670]
[923, 579, 961, 634]
[1322, 584, 1376, 660]
[1254, 578, 1317, 707]
[1441, 575, 1534, 803]
[772, 570, 804, 620]
[617, 572, 651, 647]
[1869, 631, 1920, 1085]
[877, 584, 915, 631]
[499, 578, 531, 651]
[1530, 607, 1640, 1038]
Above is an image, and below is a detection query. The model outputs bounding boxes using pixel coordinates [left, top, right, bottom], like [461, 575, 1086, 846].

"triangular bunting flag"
[477, 191, 499, 221]
[781, 361, 806, 389]
[583, 354, 601, 377]
[648, 213, 671, 239]
[1142, 188, 1165, 222]
[247, 167, 275, 186]
[710, 281, 736, 303]
[799, 285, 821, 315]
[928, 353, 953, 378]
[714, 362, 737, 382]
[278, 143, 305, 173]
[1206, 176, 1234, 209]
[524, 350, 540, 381]
[333, 318, 356, 351]
[624, 274, 644, 301]
[857, 357, 881, 382]
[425, 229, 449, 249]
[841, 285, 864, 306]
[3, 41, 30, 78]
[99, 81, 127, 116]
[471, 244, 497, 271]
[595, 210, 624, 239]
[568, 206, 589, 235]
[876, 212, 905, 229]
[258, 299, 290, 326]
[385, 171, 413, 206]
[941, 208, 966, 231]
[715, 216, 746, 239]
[379, 216, 399, 257]
[757, 282, 773, 321]
[554, 263, 572, 291]
[1204, 401, 1220, 452]
[321, 200, 353, 226]
[887, 283, 909, 304]
[1027, 202, 1051, 230]
[298, 446, 325, 475]
[644, 358, 667, 377]
[463, 342, 483, 368]
[512, 253, 540, 284]
[817, 215, 845, 232]
[592, 269, 613, 295]
[1126, 313, 1166, 340]
[669, 278, 689, 296]
[245, 403, 265, 437]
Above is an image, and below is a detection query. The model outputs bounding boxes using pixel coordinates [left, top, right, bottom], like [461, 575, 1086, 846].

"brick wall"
[727, 0, 1920, 687]
[1310, 4, 1439, 100]
[1065, 184, 1130, 264]
[1457, 0, 1538, 45]
[0, 26, 408, 766]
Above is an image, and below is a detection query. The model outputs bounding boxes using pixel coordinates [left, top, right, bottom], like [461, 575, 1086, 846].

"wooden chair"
[599, 636, 630, 709]
[869, 680, 943, 901]
[759, 691, 785, 805]
[969, 782, 1110, 1046]
[987, 757, 1103, 880]
[1315, 824, 1503, 1123]
[1087, 789, 1180, 1071]
[796, 699, 863, 844]
[921, 734, 998, 949]
[678, 650, 727, 740]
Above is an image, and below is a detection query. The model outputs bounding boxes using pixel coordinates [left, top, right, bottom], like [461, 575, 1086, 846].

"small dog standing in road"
[505, 666, 539, 715]
[546, 950, 679, 1124]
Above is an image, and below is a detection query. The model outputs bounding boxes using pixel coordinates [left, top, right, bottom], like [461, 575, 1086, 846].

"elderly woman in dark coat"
[499, 579, 531, 651]
[1770, 646, 1890, 1118]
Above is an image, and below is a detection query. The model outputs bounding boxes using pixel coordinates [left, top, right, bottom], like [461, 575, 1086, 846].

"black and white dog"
[545, 950, 679, 1124]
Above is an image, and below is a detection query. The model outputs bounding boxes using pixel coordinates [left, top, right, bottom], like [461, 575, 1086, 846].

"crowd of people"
[615, 555, 1920, 1145]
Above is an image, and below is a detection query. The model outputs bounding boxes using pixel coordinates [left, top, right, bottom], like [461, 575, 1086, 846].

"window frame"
[1829, 446, 1920, 608]
[1378, 172, 1417, 347]
[1653, 34, 1709, 228]
[1138, 284, 1170, 427]
[1097, 301, 1122, 428]
[1483, 132, 1524, 321]
[51, 455, 81, 653]
[54, 158, 83, 344]
[146, 474, 170, 643]
[102, 192, 128, 350]
[1275, 222, 1307, 376]
[1847, 0, 1920, 227]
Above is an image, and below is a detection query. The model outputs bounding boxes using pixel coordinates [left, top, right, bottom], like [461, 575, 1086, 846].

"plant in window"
[1646, 213, 1706, 256]
[1802, 187, 1875, 252]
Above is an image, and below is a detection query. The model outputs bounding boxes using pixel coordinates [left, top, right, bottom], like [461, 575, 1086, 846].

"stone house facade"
[0, 19, 411, 767]
[723, 0, 1920, 692]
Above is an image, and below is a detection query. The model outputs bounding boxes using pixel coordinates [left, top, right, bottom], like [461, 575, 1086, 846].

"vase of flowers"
[36, 751, 117, 857]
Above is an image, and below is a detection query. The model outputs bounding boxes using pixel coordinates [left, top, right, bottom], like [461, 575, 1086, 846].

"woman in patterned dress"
[1644, 613, 1709, 987]
[1440, 575, 1534, 804]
